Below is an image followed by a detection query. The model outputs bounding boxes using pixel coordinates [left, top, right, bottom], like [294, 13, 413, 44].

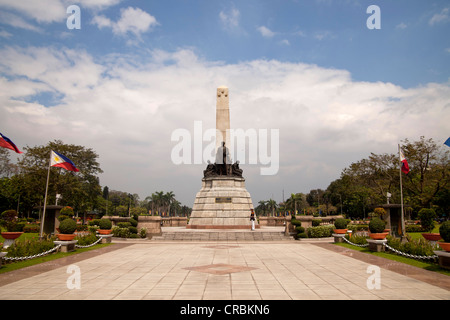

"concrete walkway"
[0, 230, 449, 300]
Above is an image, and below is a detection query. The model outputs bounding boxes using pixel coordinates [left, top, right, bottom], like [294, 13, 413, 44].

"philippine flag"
[50, 150, 79, 172]
[0, 133, 22, 153]
[400, 149, 409, 174]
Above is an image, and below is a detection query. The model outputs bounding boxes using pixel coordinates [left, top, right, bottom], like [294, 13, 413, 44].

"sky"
[0, 0, 449, 207]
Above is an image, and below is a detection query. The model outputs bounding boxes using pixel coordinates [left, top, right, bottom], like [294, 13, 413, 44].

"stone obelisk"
[187, 86, 256, 229]
[216, 86, 230, 151]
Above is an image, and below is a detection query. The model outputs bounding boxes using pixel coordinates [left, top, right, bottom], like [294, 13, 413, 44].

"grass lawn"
[334, 241, 450, 277]
[0, 232, 112, 274]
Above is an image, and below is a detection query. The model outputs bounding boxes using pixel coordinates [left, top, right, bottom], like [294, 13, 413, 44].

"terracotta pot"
[57, 233, 76, 241]
[333, 229, 347, 234]
[369, 232, 388, 240]
[421, 233, 442, 241]
[98, 229, 112, 235]
[1, 232, 24, 240]
[438, 242, 450, 252]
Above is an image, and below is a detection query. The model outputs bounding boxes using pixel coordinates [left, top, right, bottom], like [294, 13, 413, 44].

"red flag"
[400, 149, 409, 174]
[0, 132, 22, 153]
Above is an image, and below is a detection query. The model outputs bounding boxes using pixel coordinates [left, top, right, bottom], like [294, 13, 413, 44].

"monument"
[187, 86, 256, 229]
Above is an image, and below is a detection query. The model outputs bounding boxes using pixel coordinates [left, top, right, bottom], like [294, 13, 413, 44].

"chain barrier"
[341, 235, 438, 261]
[382, 242, 438, 260]
[342, 236, 369, 247]
[4, 244, 62, 262]
[3, 235, 104, 262]
[75, 236, 103, 248]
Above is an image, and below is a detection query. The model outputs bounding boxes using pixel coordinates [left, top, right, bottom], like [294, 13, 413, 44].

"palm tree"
[286, 193, 303, 216]
[164, 191, 175, 216]
[257, 200, 268, 216]
[266, 199, 278, 217]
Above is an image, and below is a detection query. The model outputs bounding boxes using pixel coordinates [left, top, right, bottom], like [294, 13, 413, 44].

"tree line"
[0, 140, 191, 219]
[255, 137, 449, 220]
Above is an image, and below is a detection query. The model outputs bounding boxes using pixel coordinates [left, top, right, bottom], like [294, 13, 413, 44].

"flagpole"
[39, 151, 52, 239]
[398, 144, 406, 239]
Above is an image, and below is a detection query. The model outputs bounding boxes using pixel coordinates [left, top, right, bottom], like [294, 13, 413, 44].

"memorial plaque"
[215, 197, 232, 203]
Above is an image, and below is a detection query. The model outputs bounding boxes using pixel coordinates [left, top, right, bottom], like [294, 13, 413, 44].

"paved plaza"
[0, 228, 449, 301]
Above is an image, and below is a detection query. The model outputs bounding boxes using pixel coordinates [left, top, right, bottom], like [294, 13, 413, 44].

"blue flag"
[445, 137, 450, 148]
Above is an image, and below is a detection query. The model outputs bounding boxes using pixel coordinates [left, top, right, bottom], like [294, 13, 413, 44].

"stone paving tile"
[0, 241, 448, 301]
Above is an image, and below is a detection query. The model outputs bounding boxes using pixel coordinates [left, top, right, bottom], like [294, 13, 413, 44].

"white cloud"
[257, 26, 276, 38]
[219, 7, 240, 30]
[396, 22, 407, 29]
[0, 0, 122, 32]
[92, 6, 159, 39]
[429, 8, 449, 25]
[0, 46, 449, 205]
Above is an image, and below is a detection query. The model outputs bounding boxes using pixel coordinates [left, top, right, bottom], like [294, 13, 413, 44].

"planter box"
[421, 233, 442, 242]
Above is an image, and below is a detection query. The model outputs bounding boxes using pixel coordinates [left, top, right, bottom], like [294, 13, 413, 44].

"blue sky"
[0, 0, 449, 206]
[2, 0, 449, 87]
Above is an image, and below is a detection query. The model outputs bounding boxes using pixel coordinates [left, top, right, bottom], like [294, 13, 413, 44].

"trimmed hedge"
[307, 225, 334, 238]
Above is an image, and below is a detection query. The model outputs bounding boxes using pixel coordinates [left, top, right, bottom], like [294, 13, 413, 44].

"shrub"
[418, 208, 437, 233]
[1, 209, 18, 231]
[117, 222, 131, 228]
[59, 218, 77, 234]
[89, 219, 102, 226]
[405, 224, 423, 233]
[23, 224, 40, 233]
[57, 215, 69, 222]
[369, 218, 385, 233]
[307, 225, 334, 238]
[345, 234, 367, 245]
[139, 228, 147, 238]
[112, 227, 130, 238]
[373, 207, 386, 217]
[129, 218, 138, 227]
[98, 219, 112, 230]
[60, 206, 74, 216]
[387, 235, 436, 257]
[75, 233, 99, 246]
[291, 219, 301, 227]
[7, 237, 55, 258]
[128, 226, 138, 234]
[76, 224, 88, 232]
[439, 221, 450, 243]
[334, 218, 349, 229]
[312, 219, 322, 227]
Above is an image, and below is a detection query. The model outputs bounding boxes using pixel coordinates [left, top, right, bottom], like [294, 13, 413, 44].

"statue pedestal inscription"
[188, 176, 256, 229]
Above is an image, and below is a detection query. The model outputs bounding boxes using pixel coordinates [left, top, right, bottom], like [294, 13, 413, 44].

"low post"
[0, 252, 7, 267]
[99, 234, 113, 244]
[434, 251, 450, 270]
[333, 233, 346, 243]
[54, 240, 78, 253]
[367, 239, 387, 252]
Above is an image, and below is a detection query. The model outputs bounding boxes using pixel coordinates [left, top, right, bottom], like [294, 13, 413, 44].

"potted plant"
[368, 218, 388, 240]
[57, 218, 77, 241]
[98, 218, 112, 235]
[333, 218, 349, 234]
[438, 220, 450, 252]
[418, 208, 441, 241]
[0, 210, 23, 240]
